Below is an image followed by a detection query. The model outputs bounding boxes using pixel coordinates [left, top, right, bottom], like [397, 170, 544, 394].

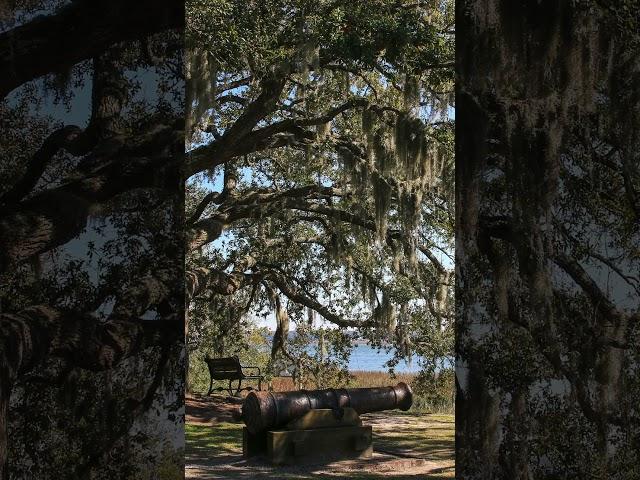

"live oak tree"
[0, 1, 454, 477]
[185, 0, 455, 391]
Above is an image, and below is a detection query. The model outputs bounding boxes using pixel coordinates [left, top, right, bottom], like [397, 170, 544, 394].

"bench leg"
[207, 377, 213, 396]
[226, 379, 242, 396]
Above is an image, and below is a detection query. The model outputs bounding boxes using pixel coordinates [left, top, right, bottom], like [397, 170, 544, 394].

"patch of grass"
[185, 423, 243, 457]
[348, 370, 418, 388]
[366, 411, 454, 462]
[269, 370, 417, 392]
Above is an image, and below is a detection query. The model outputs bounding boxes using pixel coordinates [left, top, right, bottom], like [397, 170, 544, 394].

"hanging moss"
[399, 189, 421, 236]
[394, 304, 411, 357]
[435, 271, 450, 315]
[408, 118, 428, 180]
[360, 274, 369, 305]
[395, 113, 408, 170]
[271, 294, 290, 358]
[393, 248, 403, 273]
[186, 47, 217, 138]
[374, 293, 395, 334]
[340, 70, 350, 96]
[419, 137, 434, 187]
[327, 232, 343, 263]
[394, 113, 432, 184]
[373, 172, 392, 241]
[332, 74, 439, 265]
[307, 307, 316, 325]
[316, 121, 331, 140]
[318, 329, 327, 362]
[298, 41, 319, 74]
[400, 225, 418, 270]
[345, 257, 353, 290]
[369, 283, 378, 308]
[339, 146, 368, 195]
[362, 106, 375, 136]
[401, 331, 411, 358]
[373, 129, 396, 176]
[403, 74, 420, 111]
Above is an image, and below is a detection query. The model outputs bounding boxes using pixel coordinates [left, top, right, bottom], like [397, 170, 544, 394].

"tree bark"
[0, 133, 180, 270]
[0, 0, 183, 98]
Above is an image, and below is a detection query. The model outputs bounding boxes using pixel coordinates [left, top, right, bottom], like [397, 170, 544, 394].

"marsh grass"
[268, 370, 416, 390]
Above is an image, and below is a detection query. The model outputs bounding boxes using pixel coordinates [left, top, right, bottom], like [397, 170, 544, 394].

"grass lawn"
[186, 422, 243, 456]
[185, 412, 454, 479]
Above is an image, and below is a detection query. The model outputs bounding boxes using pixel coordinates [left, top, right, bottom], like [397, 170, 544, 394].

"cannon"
[241, 382, 413, 434]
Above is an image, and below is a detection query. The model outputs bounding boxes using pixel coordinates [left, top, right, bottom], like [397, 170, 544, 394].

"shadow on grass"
[186, 423, 243, 457]
[186, 413, 454, 479]
[374, 435, 454, 461]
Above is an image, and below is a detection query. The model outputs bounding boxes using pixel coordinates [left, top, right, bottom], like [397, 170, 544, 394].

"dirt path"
[186, 395, 454, 479]
[186, 394, 241, 425]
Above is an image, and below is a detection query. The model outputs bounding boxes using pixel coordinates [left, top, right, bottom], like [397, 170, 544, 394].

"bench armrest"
[241, 365, 262, 376]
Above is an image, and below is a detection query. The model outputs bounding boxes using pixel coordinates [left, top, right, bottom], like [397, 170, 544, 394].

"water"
[348, 343, 420, 372]
[265, 334, 448, 373]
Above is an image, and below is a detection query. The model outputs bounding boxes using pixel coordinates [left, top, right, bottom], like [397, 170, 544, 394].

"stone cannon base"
[243, 408, 374, 465]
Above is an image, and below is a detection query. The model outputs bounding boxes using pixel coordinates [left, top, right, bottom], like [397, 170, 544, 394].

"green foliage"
[187, 0, 453, 76]
[413, 368, 455, 414]
[2, 25, 185, 477]
[187, 303, 271, 393]
[186, 0, 454, 399]
[281, 324, 353, 389]
[457, 0, 640, 476]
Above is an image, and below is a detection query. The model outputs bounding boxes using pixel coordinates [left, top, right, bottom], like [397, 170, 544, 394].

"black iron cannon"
[241, 382, 413, 434]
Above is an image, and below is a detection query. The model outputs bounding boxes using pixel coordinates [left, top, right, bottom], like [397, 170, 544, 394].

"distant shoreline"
[264, 332, 391, 348]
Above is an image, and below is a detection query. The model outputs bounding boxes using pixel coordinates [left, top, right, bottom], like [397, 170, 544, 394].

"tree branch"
[0, 125, 89, 204]
[186, 75, 287, 177]
[0, 123, 181, 270]
[0, 0, 183, 98]
[268, 275, 368, 329]
[0, 306, 181, 382]
[553, 252, 624, 323]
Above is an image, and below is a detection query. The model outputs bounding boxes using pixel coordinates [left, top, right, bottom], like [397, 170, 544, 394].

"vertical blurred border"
[0, 1, 185, 478]
[457, 1, 640, 478]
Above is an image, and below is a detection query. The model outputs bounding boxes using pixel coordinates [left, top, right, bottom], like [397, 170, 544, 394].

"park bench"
[205, 355, 264, 396]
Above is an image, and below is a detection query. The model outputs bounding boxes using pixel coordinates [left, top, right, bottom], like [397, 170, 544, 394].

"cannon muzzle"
[242, 382, 412, 433]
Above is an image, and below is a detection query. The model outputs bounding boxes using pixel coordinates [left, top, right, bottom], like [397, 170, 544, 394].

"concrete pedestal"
[267, 425, 373, 465]
[242, 408, 373, 465]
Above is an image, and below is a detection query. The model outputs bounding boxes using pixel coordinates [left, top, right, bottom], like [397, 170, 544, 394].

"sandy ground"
[186, 393, 242, 424]
[185, 394, 454, 479]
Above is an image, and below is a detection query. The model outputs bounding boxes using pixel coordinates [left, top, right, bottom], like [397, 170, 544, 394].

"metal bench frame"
[205, 355, 263, 396]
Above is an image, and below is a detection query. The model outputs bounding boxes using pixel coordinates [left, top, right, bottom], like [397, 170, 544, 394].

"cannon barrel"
[242, 382, 412, 433]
